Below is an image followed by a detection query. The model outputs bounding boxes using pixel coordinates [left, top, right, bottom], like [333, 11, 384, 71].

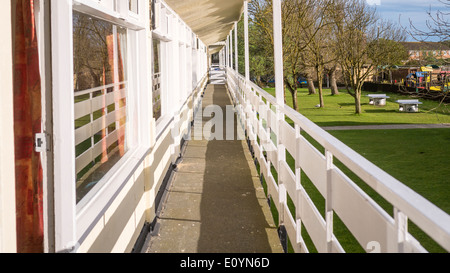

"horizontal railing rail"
[226, 67, 450, 253]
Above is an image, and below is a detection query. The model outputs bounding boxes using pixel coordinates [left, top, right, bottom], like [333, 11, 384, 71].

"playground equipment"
[405, 66, 450, 92]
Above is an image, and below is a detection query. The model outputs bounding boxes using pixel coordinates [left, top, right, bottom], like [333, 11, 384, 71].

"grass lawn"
[259, 86, 450, 253]
[329, 129, 450, 253]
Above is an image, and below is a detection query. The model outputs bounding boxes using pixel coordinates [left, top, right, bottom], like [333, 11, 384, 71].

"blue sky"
[366, 0, 448, 41]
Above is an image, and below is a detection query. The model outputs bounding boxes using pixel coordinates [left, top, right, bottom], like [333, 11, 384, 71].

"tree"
[250, 0, 334, 111]
[408, 0, 450, 42]
[331, 0, 406, 114]
[300, 0, 338, 107]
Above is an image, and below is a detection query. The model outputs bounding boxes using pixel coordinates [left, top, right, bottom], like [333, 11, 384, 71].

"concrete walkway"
[144, 84, 283, 253]
[322, 123, 450, 131]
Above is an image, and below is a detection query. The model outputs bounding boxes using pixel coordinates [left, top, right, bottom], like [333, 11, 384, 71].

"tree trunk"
[354, 89, 362, 115]
[285, 78, 299, 111]
[256, 75, 263, 88]
[316, 67, 324, 107]
[307, 74, 316, 94]
[330, 67, 339, 95]
[292, 88, 298, 111]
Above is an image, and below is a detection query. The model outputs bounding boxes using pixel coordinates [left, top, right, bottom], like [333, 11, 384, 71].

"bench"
[367, 94, 390, 106]
[395, 100, 423, 113]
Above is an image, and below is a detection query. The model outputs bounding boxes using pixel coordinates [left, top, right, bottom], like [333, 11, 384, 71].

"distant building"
[401, 42, 450, 61]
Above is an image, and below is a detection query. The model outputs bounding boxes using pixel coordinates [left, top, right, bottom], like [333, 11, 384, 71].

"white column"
[234, 22, 238, 73]
[273, 0, 285, 106]
[226, 36, 230, 68]
[244, 0, 250, 81]
[273, 0, 287, 233]
[230, 31, 233, 70]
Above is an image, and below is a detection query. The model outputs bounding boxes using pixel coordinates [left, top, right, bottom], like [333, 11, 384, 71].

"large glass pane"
[129, 0, 138, 13]
[152, 39, 162, 120]
[73, 12, 129, 203]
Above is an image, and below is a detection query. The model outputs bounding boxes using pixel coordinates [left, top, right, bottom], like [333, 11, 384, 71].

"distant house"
[401, 42, 450, 61]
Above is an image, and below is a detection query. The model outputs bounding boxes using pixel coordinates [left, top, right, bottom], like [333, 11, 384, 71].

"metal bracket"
[35, 133, 50, 153]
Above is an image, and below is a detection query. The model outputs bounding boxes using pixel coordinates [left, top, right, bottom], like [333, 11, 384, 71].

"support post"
[273, 0, 284, 106]
[244, 0, 250, 82]
[325, 149, 334, 253]
[230, 31, 233, 71]
[234, 22, 238, 73]
[226, 36, 229, 68]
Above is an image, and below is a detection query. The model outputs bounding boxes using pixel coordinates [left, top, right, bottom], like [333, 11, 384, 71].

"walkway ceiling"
[165, 0, 246, 54]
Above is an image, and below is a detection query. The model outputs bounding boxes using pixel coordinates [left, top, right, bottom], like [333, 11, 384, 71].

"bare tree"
[408, 0, 450, 42]
[332, 0, 407, 114]
[301, 0, 337, 107]
[250, 0, 335, 110]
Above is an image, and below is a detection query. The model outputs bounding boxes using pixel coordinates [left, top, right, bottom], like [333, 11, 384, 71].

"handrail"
[226, 67, 450, 253]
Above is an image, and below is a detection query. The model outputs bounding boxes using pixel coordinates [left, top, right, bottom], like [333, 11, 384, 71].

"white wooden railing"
[226, 68, 450, 253]
[74, 82, 127, 179]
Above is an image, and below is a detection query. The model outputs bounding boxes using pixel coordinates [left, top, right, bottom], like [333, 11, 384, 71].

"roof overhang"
[165, 0, 245, 53]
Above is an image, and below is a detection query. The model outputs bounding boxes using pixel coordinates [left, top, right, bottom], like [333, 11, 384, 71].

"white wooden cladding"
[226, 67, 450, 253]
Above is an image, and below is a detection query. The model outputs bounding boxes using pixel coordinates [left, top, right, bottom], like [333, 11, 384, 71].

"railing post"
[295, 123, 305, 252]
[325, 149, 334, 252]
[276, 104, 287, 252]
[395, 208, 408, 253]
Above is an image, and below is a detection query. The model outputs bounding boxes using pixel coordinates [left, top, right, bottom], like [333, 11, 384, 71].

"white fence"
[226, 68, 450, 253]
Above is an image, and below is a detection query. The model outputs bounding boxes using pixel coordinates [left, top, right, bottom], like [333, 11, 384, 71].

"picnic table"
[395, 99, 423, 113]
[367, 94, 390, 106]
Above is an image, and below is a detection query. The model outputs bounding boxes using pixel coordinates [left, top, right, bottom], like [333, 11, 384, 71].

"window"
[152, 38, 162, 121]
[73, 12, 130, 203]
[129, 0, 138, 13]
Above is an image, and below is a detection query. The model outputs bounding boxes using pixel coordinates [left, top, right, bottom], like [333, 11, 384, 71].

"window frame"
[151, 1, 176, 137]
[51, 0, 150, 252]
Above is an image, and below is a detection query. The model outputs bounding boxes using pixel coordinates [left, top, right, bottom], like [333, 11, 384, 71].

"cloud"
[367, 0, 381, 5]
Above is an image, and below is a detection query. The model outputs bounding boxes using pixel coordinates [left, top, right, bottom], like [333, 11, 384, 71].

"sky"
[366, 0, 448, 41]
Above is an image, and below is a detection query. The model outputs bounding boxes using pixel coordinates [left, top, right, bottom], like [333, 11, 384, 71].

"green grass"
[329, 129, 450, 253]
[264, 87, 450, 126]
[256, 86, 450, 253]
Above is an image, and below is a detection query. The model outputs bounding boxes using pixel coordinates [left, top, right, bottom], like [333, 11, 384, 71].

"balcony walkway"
[144, 81, 283, 253]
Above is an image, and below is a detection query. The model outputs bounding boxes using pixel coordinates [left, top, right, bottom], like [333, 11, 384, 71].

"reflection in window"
[152, 39, 162, 120]
[73, 12, 129, 203]
[129, 0, 138, 13]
